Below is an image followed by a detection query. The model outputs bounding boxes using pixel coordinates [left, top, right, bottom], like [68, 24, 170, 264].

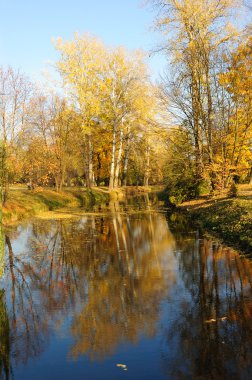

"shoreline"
[2, 185, 157, 226]
[4, 184, 251, 256]
[176, 185, 252, 256]
[2, 187, 110, 226]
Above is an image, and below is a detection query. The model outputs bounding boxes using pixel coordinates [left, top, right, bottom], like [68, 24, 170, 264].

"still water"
[1, 197, 252, 379]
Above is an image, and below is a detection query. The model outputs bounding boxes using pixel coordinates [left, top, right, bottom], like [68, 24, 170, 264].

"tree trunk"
[194, 131, 204, 178]
[122, 154, 129, 187]
[109, 125, 117, 190]
[144, 145, 150, 187]
[114, 128, 123, 188]
[88, 137, 94, 188]
[0, 141, 8, 206]
[190, 65, 204, 179]
[59, 165, 66, 192]
[84, 135, 94, 189]
[55, 177, 59, 192]
[205, 67, 216, 190]
[122, 130, 131, 187]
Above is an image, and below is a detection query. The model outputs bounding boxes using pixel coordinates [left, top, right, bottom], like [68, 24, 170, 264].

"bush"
[197, 179, 211, 196]
[164, 177, 201, 205]
[228, 182, 238, 198]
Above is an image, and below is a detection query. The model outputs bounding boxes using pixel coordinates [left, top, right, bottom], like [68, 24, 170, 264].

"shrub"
[228, 182, 238, 198]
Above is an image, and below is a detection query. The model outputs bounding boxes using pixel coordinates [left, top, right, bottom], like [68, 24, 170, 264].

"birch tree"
[102, 48, 157, 189]
[55, 34, 107, 188]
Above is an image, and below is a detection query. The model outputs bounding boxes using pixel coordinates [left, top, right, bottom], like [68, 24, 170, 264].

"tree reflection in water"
[69, 201, 176, 359]
[1, 203, 252, 379]
[0, 220, 10, 380]
[162, 236, 252, 380]
[0, 201, 175, 376]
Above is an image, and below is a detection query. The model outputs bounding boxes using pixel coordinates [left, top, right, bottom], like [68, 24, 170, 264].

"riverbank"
[2, 185, 157, 225]
[2, 187, 110, 225]
[178, 184, 252, 255]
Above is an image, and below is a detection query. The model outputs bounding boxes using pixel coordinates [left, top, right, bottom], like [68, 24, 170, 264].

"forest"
[0, 0, 251, 206]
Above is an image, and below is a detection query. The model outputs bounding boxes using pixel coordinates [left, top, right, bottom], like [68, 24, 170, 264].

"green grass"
[3, 184, 162, 225]
[185, 195, 252, 255]
[3, 187, 110, 225]
[177, 185, 252, 256]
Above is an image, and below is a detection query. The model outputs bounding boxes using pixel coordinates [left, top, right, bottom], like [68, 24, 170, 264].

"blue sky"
[0, 0, 167, 82]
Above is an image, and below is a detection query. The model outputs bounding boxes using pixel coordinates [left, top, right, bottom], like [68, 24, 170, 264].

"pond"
[1, 196, 252, 379]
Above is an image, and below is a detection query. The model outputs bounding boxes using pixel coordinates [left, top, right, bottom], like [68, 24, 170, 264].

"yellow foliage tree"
[219, 35, 252, 184]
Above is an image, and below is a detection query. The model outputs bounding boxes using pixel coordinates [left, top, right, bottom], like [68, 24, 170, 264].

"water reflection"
[162, 236, 252, 380]
[1, 203, 175, 378]
[1, 202, 252, 379]
[0, 221, 4, 278]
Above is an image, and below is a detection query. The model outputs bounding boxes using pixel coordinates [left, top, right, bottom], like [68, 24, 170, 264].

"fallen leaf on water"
[204, 318, 216, 324]
[116, 364, 127, 369]
[205, 316, 228, 324]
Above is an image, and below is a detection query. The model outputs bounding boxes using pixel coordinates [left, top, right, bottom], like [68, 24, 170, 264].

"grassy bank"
[3, 187, 110, 225]
[2, 185, 159, 225]
[178, 185, 252, 255]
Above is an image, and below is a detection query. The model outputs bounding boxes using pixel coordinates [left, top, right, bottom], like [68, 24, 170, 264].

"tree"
[46, 96, 82, 191]
[55, 34, 107, 188]
[219, 35, 252, 185]
[100, 48, 157, 189]
[0, 67, 32, 202]
[56, 34, 162, 190]
[150, 0, 240, 191]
